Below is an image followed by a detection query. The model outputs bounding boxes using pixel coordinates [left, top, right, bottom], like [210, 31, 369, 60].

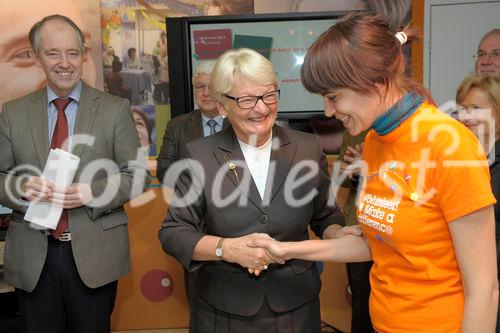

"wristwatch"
[214, 238, 224, 259]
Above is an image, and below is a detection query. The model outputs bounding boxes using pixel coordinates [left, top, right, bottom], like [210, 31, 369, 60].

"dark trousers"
[497, 311, 499, 333]
[16, 238, 117, 333]
[153, 82, 169, 104]
[346, 261, 374, 333]
[184, 269, 197, 316]
[191, 295, 320, 333]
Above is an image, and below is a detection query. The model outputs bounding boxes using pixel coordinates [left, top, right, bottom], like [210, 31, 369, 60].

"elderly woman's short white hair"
[210, 48, 277, 103]
[192, 60, 217, 84]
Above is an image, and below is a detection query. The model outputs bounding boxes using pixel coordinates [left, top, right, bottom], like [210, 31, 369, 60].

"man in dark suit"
[156, 60, 228, 183]
[0, 15, 150, 333]
[336, 131, 375, 333]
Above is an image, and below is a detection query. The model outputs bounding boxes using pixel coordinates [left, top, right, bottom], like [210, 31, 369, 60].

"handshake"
[221, 225, 363, 276]
[219, 233, 290, 277]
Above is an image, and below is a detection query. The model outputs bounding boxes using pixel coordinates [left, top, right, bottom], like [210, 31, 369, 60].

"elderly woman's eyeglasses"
[224, 90, 280, 109]
[473, 50, 500, 61]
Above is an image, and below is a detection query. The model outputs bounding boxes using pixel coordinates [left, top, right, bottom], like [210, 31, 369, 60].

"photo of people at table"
[102, 28, 162, 107]
[98, 0, 259, 158]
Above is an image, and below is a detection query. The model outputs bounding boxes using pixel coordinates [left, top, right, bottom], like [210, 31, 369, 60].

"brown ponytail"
[301, 13, 431, 101]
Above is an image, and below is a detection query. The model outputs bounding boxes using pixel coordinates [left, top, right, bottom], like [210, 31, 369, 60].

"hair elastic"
[395, 31, 408, 45]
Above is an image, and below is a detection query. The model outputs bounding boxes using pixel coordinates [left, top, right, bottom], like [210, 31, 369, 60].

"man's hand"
[23, 176, 55, 202]
[0, 216, 9, 228]
[322, 224, 363, 240]
[51, 183, 93, 209]
[340, 144, 364, 178]
[333, 225, 363, 238]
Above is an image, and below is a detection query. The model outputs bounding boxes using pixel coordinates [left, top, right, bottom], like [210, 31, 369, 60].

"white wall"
[424, 0, 500, 109]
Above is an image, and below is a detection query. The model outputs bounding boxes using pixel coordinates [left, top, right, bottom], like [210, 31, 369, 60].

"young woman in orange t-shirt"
[249, 14, 498, 333]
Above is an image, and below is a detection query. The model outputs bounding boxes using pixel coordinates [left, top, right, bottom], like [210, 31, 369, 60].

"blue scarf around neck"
[372, 93, 424, 135]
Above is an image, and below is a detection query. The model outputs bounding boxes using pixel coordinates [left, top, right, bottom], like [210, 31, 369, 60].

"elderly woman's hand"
[246, 237, 289, 276]
[223, 233, 277, 276]
[246, 237, 288, 269]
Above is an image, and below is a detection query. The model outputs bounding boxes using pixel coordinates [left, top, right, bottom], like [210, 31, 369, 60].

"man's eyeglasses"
[224, 90, 280, 109]
[194, 84, 209, 91]
[473, 50, 500, 61]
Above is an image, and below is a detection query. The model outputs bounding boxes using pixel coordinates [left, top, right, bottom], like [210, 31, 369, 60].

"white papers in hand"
[24, 148, 80, 229]
[0, 205, 12, 215]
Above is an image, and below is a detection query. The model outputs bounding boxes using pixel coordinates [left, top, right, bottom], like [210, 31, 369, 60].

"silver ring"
[263, 265, 268, 270]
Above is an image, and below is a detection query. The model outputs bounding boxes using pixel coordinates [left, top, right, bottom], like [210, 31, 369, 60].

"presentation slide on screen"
[190, 19, 337, 113]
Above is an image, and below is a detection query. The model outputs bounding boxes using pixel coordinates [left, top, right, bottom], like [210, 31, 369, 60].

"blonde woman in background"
[456, 76, 500, 261]
[456, 75, 500, 332]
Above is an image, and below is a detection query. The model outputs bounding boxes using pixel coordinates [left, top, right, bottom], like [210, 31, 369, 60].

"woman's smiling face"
[322, 87, 384, 135]
[217, 74, 278, 146]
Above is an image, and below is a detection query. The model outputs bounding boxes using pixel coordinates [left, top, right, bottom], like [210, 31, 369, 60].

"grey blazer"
[156, 109, 229, 183]
[0, 83, 151, 291]
[159, 125, 343, 316]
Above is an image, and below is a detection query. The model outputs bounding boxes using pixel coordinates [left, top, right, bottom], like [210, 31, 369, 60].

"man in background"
[475, 29, 500, 76]
[335, 131, 374, 333]
[156, 60, 228, 183]
[0, 15, 150, 332]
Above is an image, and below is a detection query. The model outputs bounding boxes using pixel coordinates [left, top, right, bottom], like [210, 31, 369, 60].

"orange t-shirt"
[358, 103, 496, 333]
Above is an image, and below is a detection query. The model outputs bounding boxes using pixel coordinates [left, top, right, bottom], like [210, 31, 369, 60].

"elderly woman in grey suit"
[159, 48, 350, 333]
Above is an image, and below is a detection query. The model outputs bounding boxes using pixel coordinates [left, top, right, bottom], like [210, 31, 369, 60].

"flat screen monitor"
[167, 11, 354, 119]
